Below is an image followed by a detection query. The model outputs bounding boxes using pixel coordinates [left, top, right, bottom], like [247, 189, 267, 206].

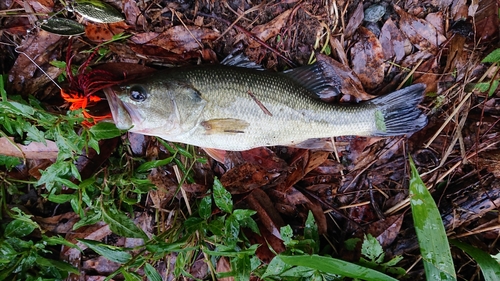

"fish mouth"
[104, 87, 137, 130]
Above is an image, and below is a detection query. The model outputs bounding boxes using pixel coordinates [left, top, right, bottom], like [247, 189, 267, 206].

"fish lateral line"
[247, 90, 273, 116]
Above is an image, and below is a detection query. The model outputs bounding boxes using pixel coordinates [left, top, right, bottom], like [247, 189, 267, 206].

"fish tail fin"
[369, 83, 427, 136]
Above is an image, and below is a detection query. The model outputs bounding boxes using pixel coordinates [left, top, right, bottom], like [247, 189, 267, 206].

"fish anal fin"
[201, 118, 249, 135]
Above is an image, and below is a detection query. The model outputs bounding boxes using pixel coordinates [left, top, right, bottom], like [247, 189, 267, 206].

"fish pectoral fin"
[201, 118, 249, 134]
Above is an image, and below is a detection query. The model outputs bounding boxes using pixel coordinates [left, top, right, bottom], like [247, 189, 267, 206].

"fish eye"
[129, 85, 148, 102]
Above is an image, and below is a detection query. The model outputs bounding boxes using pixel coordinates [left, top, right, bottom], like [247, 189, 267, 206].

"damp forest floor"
[1, 0, 500, 280]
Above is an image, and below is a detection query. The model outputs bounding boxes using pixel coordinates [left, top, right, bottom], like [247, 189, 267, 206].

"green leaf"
[233, 253, 251, 281]
[450, 240, 500, 281]
[280, 225, 293, 245]
[482, 48, 500, 63]
[101, 204, 148, 239]
[0, 155, 21, 170]
[409, 156, 456, 280]
[122, 270, 142, 281]
[4, 210, 38, 237]
[304, 211, 319, 254]
[36, 256, 79, 274]
[0, 74, 7, 102]
[136, 157, 174, 173]
[262, 256, 292, 278]
[362, 234, 384, 264]
[89, 122, 122, 140]
[199, 195, 212, 220]
[213, 177, 232, 213]
[78, 239, 132, 264]
[279, 254, 399, 281]
[144, 263, 163, 281]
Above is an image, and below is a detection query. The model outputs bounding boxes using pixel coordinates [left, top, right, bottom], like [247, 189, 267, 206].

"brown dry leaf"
[283, 150, 330, 189]
[286, 187, 327, 234]
[85, 21, 129, 42]
[394, 5, 446, 54]
[240, 147, 288, 171]
[315, 54, 374, 101]
[477, 150, 500, 178]
[220, 162, 277, 194]
[35, 212, 80, 233]
[216, 257, 234, 281]
[245, 224, 285, 263]
[380, 18, 408, 62]
[366, 214, 404, 248]
[0, 137, 58, 159]
[130, 32, 160, 44]
[246, 188, 285, 239]
[350, 27, 385, 90]
[148, 25, 220, 54]
[343, 2, 364, 39]
[7, 30, 62, 94]
[249, 9, 292, 48]
[27, 0, 53, 13]
[83, 256, 121, 275]
[472, 0, 499, 42]
[122, 0, 147, 28]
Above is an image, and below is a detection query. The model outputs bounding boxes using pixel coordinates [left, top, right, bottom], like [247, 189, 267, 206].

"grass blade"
[279, 254, 398, 281]
[409, 156, 456, 280]
[450, 240, 500, 281]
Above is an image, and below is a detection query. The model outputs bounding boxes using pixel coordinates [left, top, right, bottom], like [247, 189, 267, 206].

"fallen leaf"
[380, 18, 408, 62]
[344, 2, 364, 38]
[249, 9, 292, 48]
[246, 188, 286, 239]
[148, 25, 220, 54]
[395, 5, 446, 54]
[0, 137, 58, 159]
[221, 162, 277, 194]
[216, 257, 234, 281]
[366, 214, 404, 248]
[350, 26, 385, 90]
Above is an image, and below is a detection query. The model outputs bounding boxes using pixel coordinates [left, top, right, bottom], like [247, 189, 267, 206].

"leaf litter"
[1, 0, 500, 280]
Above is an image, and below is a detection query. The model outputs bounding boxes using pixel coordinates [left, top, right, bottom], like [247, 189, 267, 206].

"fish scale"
[104, 62, 427, 151]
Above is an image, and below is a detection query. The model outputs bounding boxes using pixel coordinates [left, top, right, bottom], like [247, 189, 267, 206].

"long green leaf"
[450, 240, 500, 281]
[78, 239, 132, 264]
[409, 156, 456, 280]
[279, 254, 398, 281]
[213, 177, 232, 213]
[101, 203, 148, 239]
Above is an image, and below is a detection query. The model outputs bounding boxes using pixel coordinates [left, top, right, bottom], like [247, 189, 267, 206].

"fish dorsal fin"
[221, 53, 264, 70]
[282, 61, 342, 100]
[201, 118, 250, 134]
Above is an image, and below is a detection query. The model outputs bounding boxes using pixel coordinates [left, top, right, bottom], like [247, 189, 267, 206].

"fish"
[104, 55, 427, 151]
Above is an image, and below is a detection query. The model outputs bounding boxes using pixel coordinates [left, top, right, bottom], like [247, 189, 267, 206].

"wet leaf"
[450, 240, 500, 281]
[148, 26, 219, 54]
[220, 162, 275, 194]
[144, 263, 162, 281]
[78, 239, 132, 264]
[380, 18, 408, 62]
[101, 204, 148, 239]
[213, 177, 233, 213]
[4, 219, 37, 238]
[249, 9, 292, 48]
[279, 254, 398, 281]
[89, 122, 121, 139]
[409, 156, 456, 280]
[395, 5, 446, 53]
[351, 27, 385, 90]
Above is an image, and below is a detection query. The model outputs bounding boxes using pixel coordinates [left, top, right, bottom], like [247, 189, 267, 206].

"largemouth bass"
[104, 56, 427, 151]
